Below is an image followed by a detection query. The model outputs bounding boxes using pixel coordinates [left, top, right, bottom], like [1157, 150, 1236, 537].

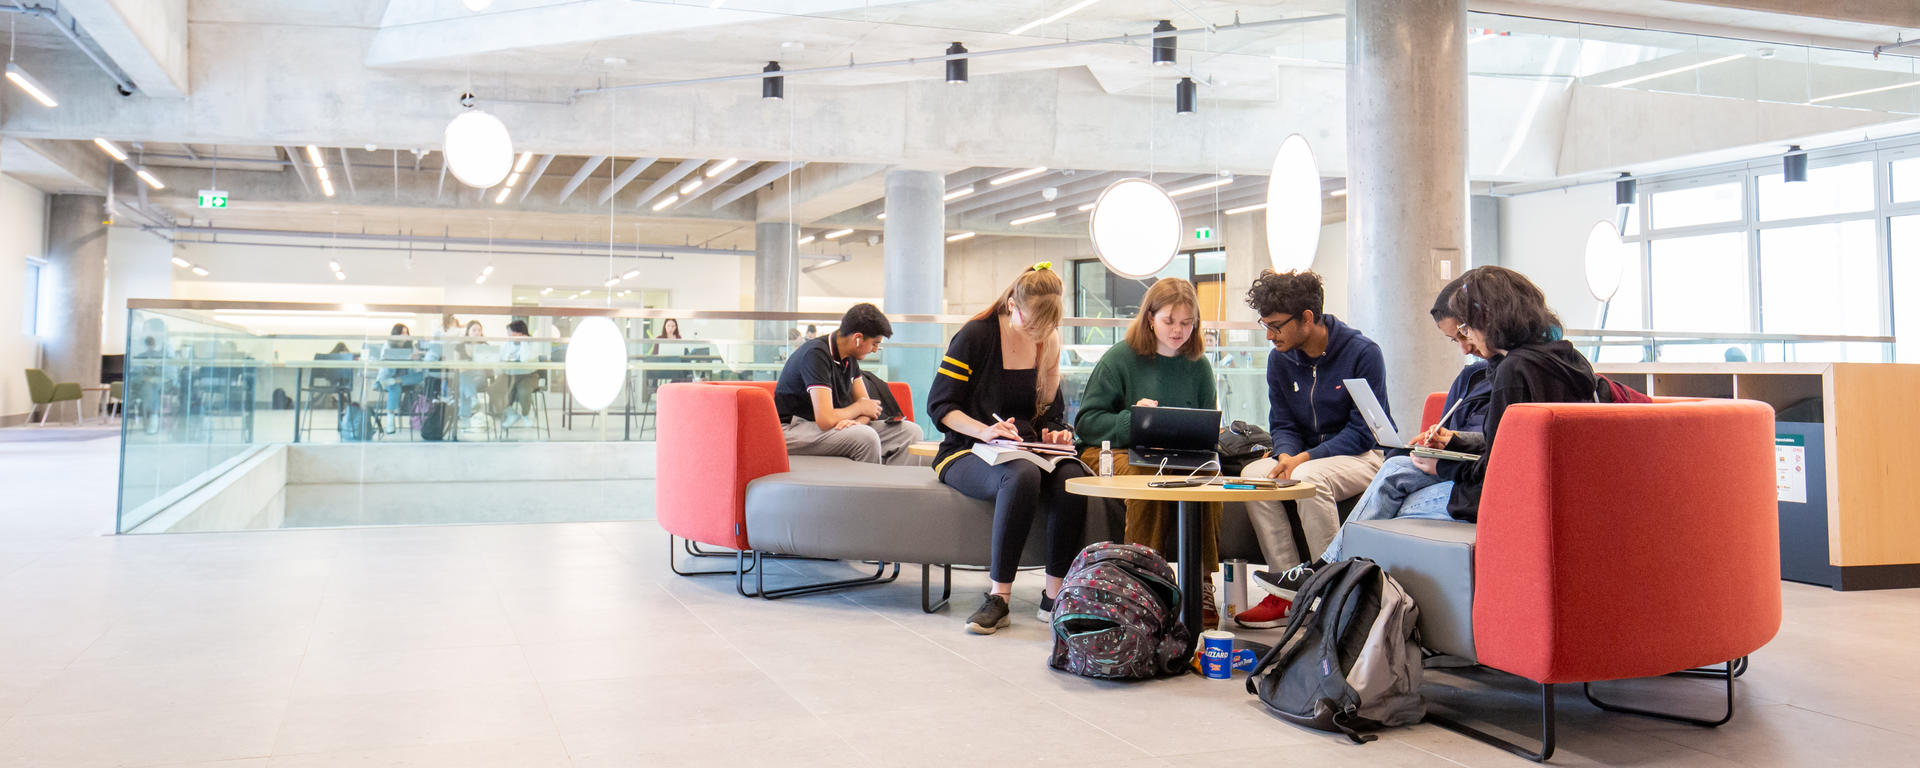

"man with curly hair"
[1232, 269, 1390, 628]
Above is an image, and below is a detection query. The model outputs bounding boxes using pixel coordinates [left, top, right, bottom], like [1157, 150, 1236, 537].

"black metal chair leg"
[922, 564, 952, 613]
[1585, 658, 1738, 728]
[667, 534, 758, 577]
[749, 550, 900, 600]
[1669, 656, 1748, 680]
[1425, 682, 1557, 762]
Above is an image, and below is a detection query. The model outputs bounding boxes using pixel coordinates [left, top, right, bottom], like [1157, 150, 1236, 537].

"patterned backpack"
[1048, 542, 1191, 679]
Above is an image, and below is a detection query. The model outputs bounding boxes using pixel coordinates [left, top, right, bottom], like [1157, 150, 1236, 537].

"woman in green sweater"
[1074, 277, 1222, 624]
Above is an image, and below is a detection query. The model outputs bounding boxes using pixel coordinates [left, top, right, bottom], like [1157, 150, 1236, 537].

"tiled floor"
[3, 426, 1919, 766]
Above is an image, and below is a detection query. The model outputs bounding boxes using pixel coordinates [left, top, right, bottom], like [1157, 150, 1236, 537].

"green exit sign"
[1194, 227, 1214, 240]
[198, 189, 229, 209]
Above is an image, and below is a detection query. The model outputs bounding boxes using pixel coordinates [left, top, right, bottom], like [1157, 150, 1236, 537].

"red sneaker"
[1233, 594, 1292, 629]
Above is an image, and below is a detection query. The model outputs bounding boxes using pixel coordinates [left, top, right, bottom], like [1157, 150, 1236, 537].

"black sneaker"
[966, 593, 1012, 634]
[1036, 591, 1056, 623]
[1254, 562, 1317, 600]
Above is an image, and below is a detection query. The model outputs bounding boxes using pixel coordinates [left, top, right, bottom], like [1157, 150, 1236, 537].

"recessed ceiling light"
[943, 184, 976, 201]
[1168, 177, 1232, 197]
[798, 234, 816, 245]
[706, 158, 739, 177]
[946, 231, 976, 242]
[823, 228, 855, 240]
[93, 138, 129, 161]
[990, 167, 1048, 186]
[1010, 211, 1056, 226]
[1224, 203, 1268, 215]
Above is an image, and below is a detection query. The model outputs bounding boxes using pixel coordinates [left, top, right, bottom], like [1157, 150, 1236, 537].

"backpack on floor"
[1048, 542, 1190, 680]
[1245, 558, 1425, 743]
[339, 403, 372, 442]
[407, 391, 433, 431]
[420, 400, 455, 441]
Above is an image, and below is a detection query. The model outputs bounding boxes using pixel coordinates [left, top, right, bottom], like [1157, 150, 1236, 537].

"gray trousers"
[782, 416, 922, 465]
[1240, 451, 1384, 570]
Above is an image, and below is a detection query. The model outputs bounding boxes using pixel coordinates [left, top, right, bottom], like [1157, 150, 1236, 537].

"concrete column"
[1470, 194, 1502, 268]
[44, 195, 109, 391]
[1345, 0, 1468, 427]
[882, 170, 945, 430]
[754, 221, 799, 365]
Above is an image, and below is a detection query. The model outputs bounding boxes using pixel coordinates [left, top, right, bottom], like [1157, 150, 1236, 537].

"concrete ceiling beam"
[59, 0, 188, 97]
[517, 153, 557, 203]
[337, 147, 357, 198]
[717, 161, 813, 211]
[0, 137, 112, 194]
[627, 158, 700, 209]
[556, 155, 607, 204]
[598, 156, 662, 206]
[671, 158, 754, 209]
[280, 146, 313, 196]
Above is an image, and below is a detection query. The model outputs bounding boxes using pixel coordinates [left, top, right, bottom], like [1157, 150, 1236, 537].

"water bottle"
[1099, 440, 1114, 477]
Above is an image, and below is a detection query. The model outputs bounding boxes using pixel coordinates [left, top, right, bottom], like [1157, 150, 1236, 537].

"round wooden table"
[1066, 475, 1317, 643]
[907, 441, 941, 457]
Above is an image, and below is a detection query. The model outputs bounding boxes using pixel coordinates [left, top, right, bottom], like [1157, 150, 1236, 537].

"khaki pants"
[1078, 446, 1221, 575]
[1240, 451, 1383, 570]
[783, 416, 922, 465]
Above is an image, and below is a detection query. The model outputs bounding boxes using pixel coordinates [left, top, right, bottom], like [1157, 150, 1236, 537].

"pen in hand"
[1416, 398, 1466, 446]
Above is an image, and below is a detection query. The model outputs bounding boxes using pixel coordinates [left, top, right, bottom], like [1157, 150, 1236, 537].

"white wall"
[104, 228, 174, 355]
[0, 175, 48, 421]
[1498, 183, 1617, 329]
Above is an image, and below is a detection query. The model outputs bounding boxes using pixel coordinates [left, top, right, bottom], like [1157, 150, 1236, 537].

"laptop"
[1342, 378, 1480, 462]
[1128, 405, 1222, 471]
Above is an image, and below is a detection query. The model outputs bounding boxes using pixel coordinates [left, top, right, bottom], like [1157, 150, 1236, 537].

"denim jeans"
[383, 371, 426, 415]
[1323, 455, 1457, 562]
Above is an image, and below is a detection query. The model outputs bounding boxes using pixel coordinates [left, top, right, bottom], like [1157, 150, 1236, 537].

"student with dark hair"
[375, 322, 430, 435]
[1424, 265, 1600, 521]
[773, 302, 918, 464]
[1259, 276, 1498, 593]
[1233, 269, 1390, 629]
[491, 320, 541, 429]
[929, 264, 1087, 635]
[1073, 277, 1224, 626]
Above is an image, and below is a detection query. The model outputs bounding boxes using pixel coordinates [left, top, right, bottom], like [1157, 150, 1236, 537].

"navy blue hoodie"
[1265, 315, 1389, 460]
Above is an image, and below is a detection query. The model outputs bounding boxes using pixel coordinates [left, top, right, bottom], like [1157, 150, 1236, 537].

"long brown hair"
[1446, 266, 1562, 353]
[973, 264, 1064, 411]
[1125, 277, 1205, 360]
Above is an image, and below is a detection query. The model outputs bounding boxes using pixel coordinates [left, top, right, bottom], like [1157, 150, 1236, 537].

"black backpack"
[858, 371, 906, 422]
[1245, 559, 1425, 743]
[420, 401, 455, 441]
[1216, 420, 1272, 475]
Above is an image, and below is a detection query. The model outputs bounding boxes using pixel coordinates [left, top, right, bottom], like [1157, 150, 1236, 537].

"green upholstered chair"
[24, 368, 83, 425]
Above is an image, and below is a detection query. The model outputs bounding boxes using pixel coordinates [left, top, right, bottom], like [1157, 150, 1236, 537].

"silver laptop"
[1342, 378, 1480, 462]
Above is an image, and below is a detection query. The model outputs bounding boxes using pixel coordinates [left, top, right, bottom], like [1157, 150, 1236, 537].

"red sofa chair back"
[655, 383, 789, 550]
[1421, 392, 1446, 432]
[1471, 398, 1781, 683]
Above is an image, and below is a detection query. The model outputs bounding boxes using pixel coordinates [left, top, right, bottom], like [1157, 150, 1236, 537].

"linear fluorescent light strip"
[93, 138, 129, 161]
[1597, 53, 1742, 89]
[823, 228, 855, 240]
[622, 269, 640, 280]
[494, 186, 512, 203]
[1009, 0, 1101, 36]
[797, 234, 816, 245]
[946, 231, 976, 242]
[320, 176, 335, 197]
[191, 267, 209, 276]
[943, 184, 975, 201]
[680, 179, 703, 195]
[1078, 203, 1095, 212]
[171, 257, 192, 268]
[5, 63, 58, 107]
[603, 277, 621, 287]
[1330, 189, 1348, 197]
[1169, 178, 1232, 197]
[305, 145, 325, 166]
[1010, 211, 1056, 226]
[514, 151, 534, 173]
[876, 212, 887, 220]
[990, 167, 1048, 186]
[1224, 203, 1267, 215]
[652, 194, 679, 211]
[706, 158, 739, 177]
[1809, 79, 1920, 105]
[135, 167, 166, 190]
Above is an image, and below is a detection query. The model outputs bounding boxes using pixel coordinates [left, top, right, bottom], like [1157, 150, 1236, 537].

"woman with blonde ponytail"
[927, 263, 1089, 635]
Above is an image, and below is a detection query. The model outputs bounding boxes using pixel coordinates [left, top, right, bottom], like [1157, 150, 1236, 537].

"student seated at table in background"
[489, 320, 541, 429]
[771, 303, 919, 465]
[1262, 275, 1496, 597]
[1234, 269, 1390, 629]
[457, 320, 490, 428]
[927, 263, 1087, 636]
[1072, 276, 1225, 627]
[375, 323, 436, 435]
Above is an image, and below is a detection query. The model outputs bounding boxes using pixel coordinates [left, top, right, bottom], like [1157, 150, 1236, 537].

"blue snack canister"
[1199, 630, 1235, 679]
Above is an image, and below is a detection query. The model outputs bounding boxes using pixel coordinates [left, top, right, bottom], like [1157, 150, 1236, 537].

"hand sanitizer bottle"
[1099, 440, 1114, 477]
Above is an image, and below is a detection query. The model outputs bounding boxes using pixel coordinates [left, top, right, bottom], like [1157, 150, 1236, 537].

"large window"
[1761, 220, 1881, 361]
[1649, 181, 1741, 230]
[22, 258, 43, 336]
[1894, 216, 1920, 363]
[1650, 232, 1748, 361]
[1757, 161, 1873, 222]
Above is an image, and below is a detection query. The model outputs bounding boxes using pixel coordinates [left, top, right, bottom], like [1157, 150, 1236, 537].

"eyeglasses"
[1260, 315, 1300, 335]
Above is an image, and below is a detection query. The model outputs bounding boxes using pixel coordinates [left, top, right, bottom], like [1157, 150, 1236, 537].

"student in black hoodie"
[1425, 266, 1601, 521]
[928, 264, 1087, 636]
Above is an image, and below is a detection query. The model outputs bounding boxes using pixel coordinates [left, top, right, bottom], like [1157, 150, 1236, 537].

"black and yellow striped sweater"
[926, 316, 1067, 479]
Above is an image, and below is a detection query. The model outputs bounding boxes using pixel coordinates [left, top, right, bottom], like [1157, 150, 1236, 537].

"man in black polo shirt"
[773, 303, 919, 464]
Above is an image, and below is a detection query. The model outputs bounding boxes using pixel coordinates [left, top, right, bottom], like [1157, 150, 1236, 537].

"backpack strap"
[1314, 561, 1384, 744]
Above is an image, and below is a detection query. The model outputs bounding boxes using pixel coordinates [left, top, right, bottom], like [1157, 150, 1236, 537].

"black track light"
[1152, 20, 1177, 66]
[946, 42, 968, 84]
[1615, 172, 1637, 207]
[762, 61, 783, 100]
[1784, 145, 1808, 183]
[1175, 77, 1196, 115]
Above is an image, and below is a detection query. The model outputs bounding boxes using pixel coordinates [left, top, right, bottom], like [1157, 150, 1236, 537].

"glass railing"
[1563, 328, 1896, 364]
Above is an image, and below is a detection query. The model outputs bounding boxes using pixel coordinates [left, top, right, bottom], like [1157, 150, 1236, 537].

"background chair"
[24, 369, 83, 425]
[1342, 397, 1781, 761]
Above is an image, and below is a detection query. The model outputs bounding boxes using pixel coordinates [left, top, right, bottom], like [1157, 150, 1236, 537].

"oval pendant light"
[565, 317, 627, 411]
[1265, 134, 1322, 273]
[1089, 178, 1182, 278]
[1583, 220, 1630, 302]
[444, 108, 514, 188]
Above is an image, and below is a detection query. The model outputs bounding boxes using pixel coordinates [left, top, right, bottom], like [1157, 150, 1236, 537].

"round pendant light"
[443, 107, 513, 189]
[1265, 133, 1322, 274]
[1088, 178, 1182, 279]
[565, 317, 627, 411]
[462, 0, 494, 11]
[1583, 220, 1630, 302]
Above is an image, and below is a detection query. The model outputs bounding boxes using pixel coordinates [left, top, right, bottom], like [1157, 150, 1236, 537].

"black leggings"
[942, 454, 1090, 583]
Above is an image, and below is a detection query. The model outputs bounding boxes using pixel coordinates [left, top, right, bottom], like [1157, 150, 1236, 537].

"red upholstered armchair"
[1342, 397, 1781, 761]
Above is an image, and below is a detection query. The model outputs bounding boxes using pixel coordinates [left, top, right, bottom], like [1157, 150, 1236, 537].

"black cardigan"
[927, 316, 1067, 478]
